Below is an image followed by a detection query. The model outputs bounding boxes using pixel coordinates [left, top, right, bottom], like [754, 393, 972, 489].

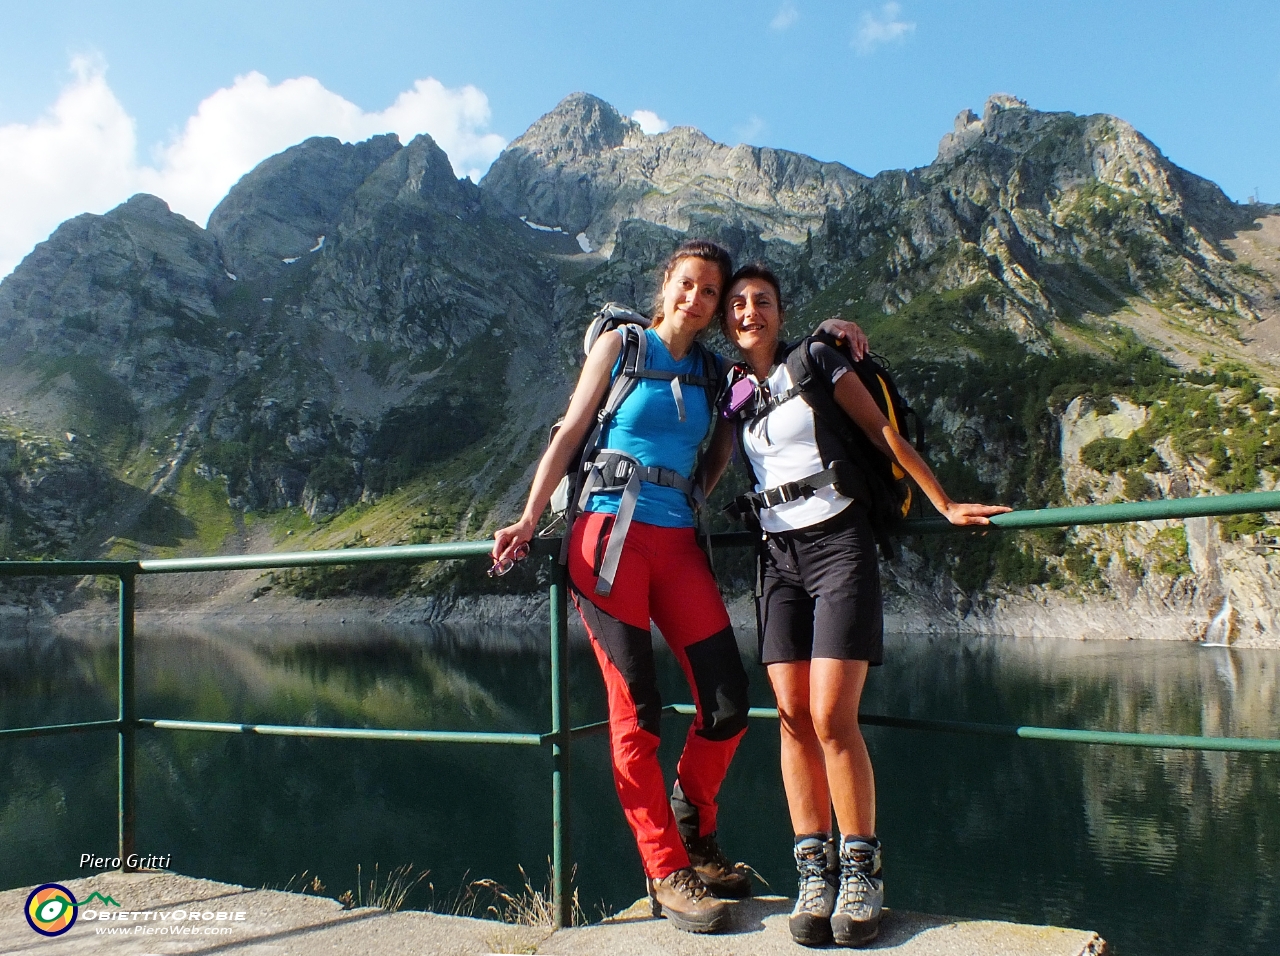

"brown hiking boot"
[684, 830, 753, 898]
[648, 867, 730, 934]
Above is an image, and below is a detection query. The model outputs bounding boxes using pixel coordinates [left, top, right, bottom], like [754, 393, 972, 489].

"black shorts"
[757, 503, 884, 665]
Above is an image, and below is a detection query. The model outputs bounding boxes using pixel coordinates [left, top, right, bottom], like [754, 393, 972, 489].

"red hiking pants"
[568, 511, 749, 879]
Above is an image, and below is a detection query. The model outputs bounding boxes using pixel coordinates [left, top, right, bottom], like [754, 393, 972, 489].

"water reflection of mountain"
[2, 627, 1277, 955]
[874, 635, 1280, 738]
[864, 634, 1280, 953]
[0, 623, 622, 911]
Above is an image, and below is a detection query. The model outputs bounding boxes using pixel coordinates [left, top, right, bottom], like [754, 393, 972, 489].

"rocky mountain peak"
[119, 192, 184, 222]
[983, 92, 1029, 125]
[353, 132, 476, 212]
[937, 94, 1043, 161]
[482, 92, 866, 256]
[208, 133, 402, 282]
[505, 92, 642, 161]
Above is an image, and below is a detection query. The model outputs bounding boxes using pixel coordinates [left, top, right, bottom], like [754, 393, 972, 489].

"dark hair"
[650, 239, 734, 327]
[722, 261, 785, 335]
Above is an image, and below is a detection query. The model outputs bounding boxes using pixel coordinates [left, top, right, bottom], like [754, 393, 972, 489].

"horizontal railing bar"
[0, 491, 1276, 579]
[1010, 725, 1280, 752]
[664, 704, 1280, 753]
[984, 491, 1280, 530]
[139, 718, 543, 746]
[0, 718, 119, 740]
[0, 561, 139, 578]
[565, 718, 611, 740]
[665, 704, 780, 721]
[896, 491, 1280, 535]
[137, 540, 498, 574]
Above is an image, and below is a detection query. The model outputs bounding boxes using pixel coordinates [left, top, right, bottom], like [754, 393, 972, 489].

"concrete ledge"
[2, 873, 1108, 955]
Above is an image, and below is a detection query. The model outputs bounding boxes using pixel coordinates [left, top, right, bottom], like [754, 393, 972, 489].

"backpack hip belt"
[578, 449, 705, 598]
[727, 461, 855, 522]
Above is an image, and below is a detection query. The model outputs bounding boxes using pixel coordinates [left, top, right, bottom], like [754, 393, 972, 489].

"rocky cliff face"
[482, 92, 869, 256]
[2, 91, 1278, 641]
[207, 134, 401, 282]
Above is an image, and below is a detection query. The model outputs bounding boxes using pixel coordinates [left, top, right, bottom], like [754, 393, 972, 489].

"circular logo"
[25, 884, 78, 937]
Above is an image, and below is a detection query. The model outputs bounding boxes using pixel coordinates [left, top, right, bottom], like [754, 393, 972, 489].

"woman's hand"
[493, 516, 537, 561]
[816, 316, 869, 360]
[939, 502, 1012, 526]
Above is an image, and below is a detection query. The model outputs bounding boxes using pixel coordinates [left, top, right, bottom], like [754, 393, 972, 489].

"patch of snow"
[225, 271, 237, 281]
[520, 216, 564, 233]
[576, 232, 593, 253]
[308, 236, 325, 253]
[282, 257, 301, 264]
[262, 297, 274, 303]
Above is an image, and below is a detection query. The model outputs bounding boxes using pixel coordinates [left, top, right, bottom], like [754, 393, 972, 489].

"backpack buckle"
[762, 481, 804, 508]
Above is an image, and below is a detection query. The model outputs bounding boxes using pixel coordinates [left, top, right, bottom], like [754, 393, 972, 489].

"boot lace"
[838, 847, 879, 909]
[668, 866, 710, 901]
[796, 846, 829, 908]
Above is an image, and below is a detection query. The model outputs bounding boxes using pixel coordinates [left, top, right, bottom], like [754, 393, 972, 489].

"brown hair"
[649, 239, 734, 327]
[721, 261, 785, 335]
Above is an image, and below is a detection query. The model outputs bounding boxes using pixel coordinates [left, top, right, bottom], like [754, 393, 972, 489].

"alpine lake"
[2, 609, 1278, 956]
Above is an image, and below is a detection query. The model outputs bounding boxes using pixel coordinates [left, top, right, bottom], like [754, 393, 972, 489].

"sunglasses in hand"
[487, 542, 530, 578]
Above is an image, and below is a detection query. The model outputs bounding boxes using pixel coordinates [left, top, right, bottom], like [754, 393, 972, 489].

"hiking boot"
[831, 837, 884, 947]
[670, 781, 753, 898]
[648, 866, 730, 934]
[684, 830, 753, 898]
[789, 835, 838, 947]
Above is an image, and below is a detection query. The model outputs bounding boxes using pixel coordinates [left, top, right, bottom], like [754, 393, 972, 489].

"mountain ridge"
[2, 91, 1279, 641]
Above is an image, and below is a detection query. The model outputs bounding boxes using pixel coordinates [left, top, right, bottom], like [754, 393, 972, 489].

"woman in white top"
[712, 262, 1009, 948]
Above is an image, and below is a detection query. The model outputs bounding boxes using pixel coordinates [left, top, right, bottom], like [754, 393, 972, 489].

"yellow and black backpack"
[724, 330, 924, 556]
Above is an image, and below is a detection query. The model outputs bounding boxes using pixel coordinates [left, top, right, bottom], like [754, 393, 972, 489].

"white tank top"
[740, 357, 855, 533]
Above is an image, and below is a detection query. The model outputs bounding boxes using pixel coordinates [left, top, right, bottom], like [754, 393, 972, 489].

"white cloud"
[0, 57, 140, 279]
[735, 115, 768, 145]
[771, 2, 799, 30]
[631, 110, 670, 135]
[854, 2, 916, 55]
[0, 59, 508, 278]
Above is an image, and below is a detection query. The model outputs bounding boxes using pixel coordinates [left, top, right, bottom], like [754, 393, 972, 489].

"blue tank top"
[585, 328, 717, 527]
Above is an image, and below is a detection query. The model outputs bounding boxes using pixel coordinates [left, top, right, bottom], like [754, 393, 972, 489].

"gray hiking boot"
[789, 835, 838, 946]
[648, 866, 730, 934]
[831, 837, 883, 947]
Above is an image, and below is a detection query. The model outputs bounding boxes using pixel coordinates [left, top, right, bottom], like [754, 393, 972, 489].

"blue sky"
[2, 1, 1277, 275]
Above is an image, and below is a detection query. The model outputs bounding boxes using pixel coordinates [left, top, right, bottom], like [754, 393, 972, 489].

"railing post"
[549, 557, 572, 928]
[118, 572, 137, 870]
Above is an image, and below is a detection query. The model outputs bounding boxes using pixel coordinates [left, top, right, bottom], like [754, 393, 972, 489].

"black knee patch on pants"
[684, 626, 749, 741]
[576, 597, 663, 737]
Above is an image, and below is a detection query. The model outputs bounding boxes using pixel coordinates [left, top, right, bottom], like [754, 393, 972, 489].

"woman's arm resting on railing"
[832, 372, 1011, 526]
[493, 333, 624, 561]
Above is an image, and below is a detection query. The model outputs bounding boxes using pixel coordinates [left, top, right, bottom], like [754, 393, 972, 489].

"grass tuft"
[454, 864, 585, 927]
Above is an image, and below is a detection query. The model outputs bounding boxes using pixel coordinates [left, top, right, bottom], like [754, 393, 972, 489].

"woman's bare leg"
[767, 661, 831, 834]
[809, 658, 875, 837]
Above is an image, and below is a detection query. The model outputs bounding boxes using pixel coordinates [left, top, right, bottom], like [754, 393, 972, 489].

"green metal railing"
[3, 489, 1280, 928]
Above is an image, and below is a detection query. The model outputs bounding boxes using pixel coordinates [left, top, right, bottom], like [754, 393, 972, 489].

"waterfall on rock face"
[1201, 597, 1236, 647]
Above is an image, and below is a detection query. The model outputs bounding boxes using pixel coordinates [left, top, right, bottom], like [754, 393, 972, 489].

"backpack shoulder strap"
[599, 324, 645, 418]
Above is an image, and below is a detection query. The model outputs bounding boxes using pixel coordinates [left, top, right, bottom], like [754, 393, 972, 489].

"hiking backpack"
[723, 330, 924, 557]
[542, 303, 721, 595]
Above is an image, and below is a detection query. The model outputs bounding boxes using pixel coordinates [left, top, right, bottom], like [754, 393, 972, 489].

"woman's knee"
[774, 694, 817, 742]
[811, 703, 862, 749]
